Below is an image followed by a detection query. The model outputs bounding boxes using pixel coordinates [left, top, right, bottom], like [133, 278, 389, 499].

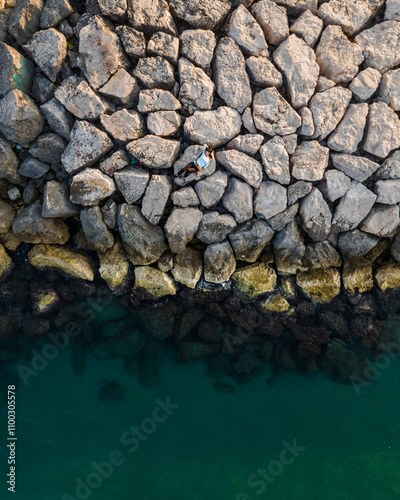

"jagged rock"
[251, 0, 289, 46]
[29, 133, 66, 164]
[303, 241, 342, 269]
[133, 56, 175, 90]
[99, 240, 131, 293]
[375, 180, 400, 204]
[289, 9, 322, 47]
[18, 155, 49, 178]
[28, 244, 95, 280]
[96, 0, 127, 20]
[100, 109, 146, 145]
[359, 204, 400, 237]
[116, 25, 146, 59]
[316, 77, 336, 93]
[319, 0, 385, 37]
[375, 263, 400, 291]
[363, 102, 400, 158]
[338, 229, 379, 259]
[227, 134, 264, 156]
[287, 180, 312, 205]
[261, 294, 290, 313]
[316, 25, 363, 84]
[7, 0, 43, 44]
[0, 8, 11, 43]
[165, 207, 203, 253]
[158, 251, 174, 272]
[101, 199, 117, 229]
[114, 166, 149, 204]
[274, 34, 319, 108]
[197, 212, 237, 244]
[127, 0, 177, 36]
[376, 150, 400, 179]
[327, 103, 368, 154]
[0, 201, 15, 233]
[98, 68, 139, 108]
[184, 106, 242, 148]
[127, 135, 180, 169]
[391, 233, 400, 261]
[273, 221, 306, 274]
[23, 28, 67, 82]
[173, 144, 216, 185]
[54, 76, 107, 120]
[172, 247, 203, 288]
[0, 89, 44, 144]
[40, 0, 73, 29]
[385, 0, 400, 20]
[117, 204, 167, 265]
[204, 240, 236, 283]
[355, 20, 400, 73]
[81, 206, 114, 253]
[342, 259, 373, 294]
[134, 266, 176, 299]
[332, 180, 376, 232]
[349, 68, 381, 102]
[319, 169, 351, 202]
[0, 135, 23, 185]
[296, 268, 341, 303]
[0, 42, 35, 97]
[148, 31, 179, 65]
[12, 201, 69, 244]
[42, 181, 79, 218]
[291, 140, 329, 181]
[309, 87, 352, 140]
[242, 107, 257, 134]
[61, 120, 113, 174]
[245, 56, 283, 87]
[282, 134, 297, 154]
[40, 97, 74, 141]
[99, 149, 130, 177]
[298, 106, 315, 136]
[0, 243, 12, 280]
[141, 174, 172, 224]
[180, 29, 216, 69]
[253, 87, 301, 135]
[232, 262, 277, 298]
[194, 170, 227, 208]
[268, 203, 298, 231]
[214, 37, 252, 113]
[225, 4, 268, 57]
[137, 89, 181, 113]
[274, 0, 317, 15]
[229, 219, 274, 262]
[170, 0, 230, 29]
[254, 181, 287, 220]
[331, 154, 380, 182]
[379, 69, 400, 111]
[216, 149, 262, 188]
[70, 168, 116, 206]
[171, 186, 199, 207]
[299, 187, 332, 241]
[178, 58, 214, 114]
[222, 177, 253, 223]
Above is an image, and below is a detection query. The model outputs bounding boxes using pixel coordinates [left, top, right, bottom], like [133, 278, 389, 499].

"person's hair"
[206, 146, 213, 153]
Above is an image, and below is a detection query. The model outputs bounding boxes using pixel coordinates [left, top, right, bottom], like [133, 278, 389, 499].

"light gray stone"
[42, 180, 79, 218]
[225, 4, 268, 57]
[7, 0, 43, 44]
[169, 0, 230, 30]
[204, 240, 236, 283]
[98, 69, 139, 108]
[70, 168, 116, 206]
[178, 58, 214, 114]
[375, 180, 400, 204]
[378, 69, 400, 111]
[127, 135, 180, 169]
[147, 110, 181, 136]
[180, 29, 216, 69]
[274, 0, 317, 15]
[81, 206, 114, 253]
[349, 68, 381, 102]
[115, 25, 146, 59]
[268, 203, 298, 231]
[172, 247, 203, 288]
[327, 103, 368, 154]
[40, 0, 73, 29]
[385, 0, 400, 20]
[260, 136, 290, 185]
[127, 0, 177, 36]
[141, 175, 172, 224]
[282, 134, 297, 155]
[194, 170, 228, 208]
[254, 181, 287, 220]
[376, 150, 400, 179]
[55, 76, 107, 120]
[310, 87, 352, 140]
[100, 109, 146, 145]
[114, 166, 150, 204]
[291, 140, 329, 182]
[287, 180, 312, 205]
[360, 204, 400, 237]
[273, 221, 306, 274]
[316, 75, 336, 93]
[251, 0, 289, 46]
[319, 169, 351, 202]
[222, 177, 253, 223]
[99, 150, 130, 177]
[289, 9, 322, 47]
[227, 134, 264, 156]
[298, 106, 315, 136]
[331, 154, 380, 182]
[148, 31, 179, 65]
[299, 187, 332, 241]
[97, 0, 127, 20]
[197, 211, 237, 244]
[242, 107, 257, 134]
[165, 207, 204, 253]
[216, 149, 263, 188]
[137, 89, 181, 113]
[245, 56, 283, 87]
[363, 102, 400, 159]
[171, 186, 199, 207]
[40, 97, 74, 141]
[229, 219, 274, 262]
[133, 56, 175, 90]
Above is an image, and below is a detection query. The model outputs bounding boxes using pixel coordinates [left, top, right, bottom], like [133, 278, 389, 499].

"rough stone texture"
[232, 262, 277, 298]
[180, 29, 216, 69]
[80, 206, 114, 253]
[227, 134, 264, 156]
[268, 202, 298, 231]
[61, 120, 113, 175]
[204, 240, 236, 283]
[359, 204, 400, 237]
[40, 97, 74, 141]
[363, 102, 400, 158]
[101, 199, 117, 230]
[214, 37, 252, 114]
[172, 247, 203, 289]
[242, 106, 257, 134]
[273, 221, 306, 274]
[197, 211, 237, 244]
[127, 135, 180, 169]
[310, 87, 352, 140]
[148, 31, 179, 65]
[225, 5, 268, 57]
[42, 181, 79, 218]
[259, 136, 289, 185]
[253, 87, 301, 135]
[18, 155, 49, 178]
[128, 0, 177, 36]
[7, 0, 43, 44]
[327, 103, 368, 154]
[169, 0, 230, 30]
[376, 150, 400, 179]
[275, 0, 317, 15]
[289, 9, 322, 47]
[184, 107, 242, 148]
[299, 188, 332, 241]
[222, 177, 253, 223]
[98, 68, 139, 108]
[375, 180, 400, 204]
[349, 68, 381, 102]
[385, 0, 400, 20]
[274, 34, 319, 108]
[0, 89, 44, 144]
[379, 69, 400, 111]
[296, 268, 341, 303]
[375, 263, 400, 291]
[319, 169, 351, 203]
[114, 166, 149, 204]
[331, 154, 380, 182]
[99, 240, 130, 293]
[99, 149, 130, 177]
[165, 207, 203, 253]
[316, 25, 363, 84]
[338, 229, 379, 259]
[133, 56, 175, 90]
[0, 42, 35, 98]
[0, 135, 23, 185]
[117, 204, 167, 265]
[254, 181, 287, 220]
[216, 150, 262, 188]
[332, 181, 377, 232]
[245, 56, 283, 87]
[29, 133, 66, 164]
[229, 219, 274, 263]
[0, 201, 15, 234]
[40, 0, 73, 29]
[251, 0, 289, 46]
[171, 186, 199, 207]
[194, 170, 227, 208]
[115, 26, 146, 60]
[70, 168, 116, 206]
[134, 266, 176, 299]
[173, 144, 216, 185]
[147, 110, 181, 136]
[137, 89, 181, 113]
[303, 241, 342, 269]
[298, 106, 315, 136]
[141, 174, 172, 224]
[291, 140, 329, 182]
[178, 58, 214, 115]
[100, 109, 146, 145]
[287, 180, 313, 205]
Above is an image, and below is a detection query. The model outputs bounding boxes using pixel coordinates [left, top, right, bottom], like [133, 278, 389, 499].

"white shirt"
[195, 144, 212, 169]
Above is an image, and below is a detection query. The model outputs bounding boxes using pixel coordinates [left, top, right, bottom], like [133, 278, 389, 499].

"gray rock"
[385, 0, 400, 20]
[204, 240, 236, 283]
[169, 0, 230, 29]
[0, 135, 24, 185]
[180, 29, 216, 70]
[97, 0, 127, 21]
[282, 134, 297, 154]
[147, 110, 181, 136]
[227, 134, 264, 156]
[287, 180, 313, 205]
[260, 136, 290, 185]
[253, 87, 301, 135]
[319, 169, 351, 202]
[379, 68, 400, 111]
[0, 8, 11, 44]
[171, 186, 199, 207]
[229, 219, 274, 262]
[133, 56, 175, 90]
[197, 211, 237, 244]
[100, 109, 146, 145]
[216, 149, 263, 188]
[214, 37, 252, 114]
[291, 140, 329, 182]
[165, 207, 203, 253]
[172, 247, 203, 289]
[338, 229, 379, 258]
[327, 103, 368, 154]
[0, 42, 35, 98]
[178, 57, 214, 115]
[391, 232, 400, 262]
[101, 199, 117, 230]
[268, 203, 298, 231]
[40, 0, 73, 29]
[114, 166, 149, 204]
[251, 0, 289, 46]
[310, 87, 352, 140]
[127, 135, 180, 169]
[274, 0, 317, 15]
[332, 180, 377, 232]
[70, 168, 116, 206]
[242, 107, 257, 134]
[98, 68, 139, 108]
[245, 56, 283, 87]
[299, 187, 332, 241]
[184, 107, 242, 148]
[289, 9, 323, 47]
[273, 34, 319, 108]
[141, 174, 172, 224]
[117, 204, 167, 265]
[194, 170, 227, 208]
[31, 74, 55, 104]
[99, 149, 130, 177]
[42, 180, 79, 218]
[137, 89, 181, 113]
[61, 120, 113, 175]
[273, 221, 306, 274]
[0, 89, 44, 144]
[376, 151, 400, 179]
[225, 4, 268, 57]
[363, 102, 400, 159]
[375, 180, 400, 204]
[40, 97, 74, 141]
[298, 106, 315, 136]
[115, 25, 146, 59]
[7, 0, 43, 44]
[222, 177, 253, 223]
[81, 206, 114, 253]
[148, 31, 179, 65]
[349, 68, 382, 102]
[360, 204, 400, 237]
[18, 155, 49, 178]
[29, 133, 66, 164]
[254, 181, 287, 220]
[303, 241, 342, 269]
[331, 154, 380, 182]
[173, 144, 216, 185]
[128, 0, 177, 36]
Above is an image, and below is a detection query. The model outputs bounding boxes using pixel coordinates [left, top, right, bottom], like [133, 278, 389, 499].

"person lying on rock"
[176, 144, 213, 178]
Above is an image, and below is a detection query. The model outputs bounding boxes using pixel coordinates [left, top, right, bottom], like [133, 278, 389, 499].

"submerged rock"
[134, 266, 176, 299]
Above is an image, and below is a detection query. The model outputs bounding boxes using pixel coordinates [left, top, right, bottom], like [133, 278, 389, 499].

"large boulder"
[7, 0, 44, 44]
[338, 229, 379, 259]
[331, 154, 380, 182]
[194, 170, 228, 208]
[40, 0, 74, 29]
[303, 241, 342, 269]
[245, 56, 283, 87]
[216, 150, 262, 188]
[172, 247, 203, 289]
[134, 266, 176, 299]
[379, 68, 400, 111]
[299, 188, 332, 242]
[137, 89, 181, 113]
[0, 42, 35, 97]
[99, 68, 140, 108]
[114, 166, 149, 204]
[332, 181, 376, 232]
[127, 135, 180, 169]
[260, 136, 290, 185]
[40, 97, 74, 141]
[349, 68, 381, 102]
[254, 181, 287, 220]
[222, 177, 253, 223]
[196, 211, 237, 244]
[327, 103, 368, 154]
[359, 204, 400, 237]
[173, 144, 216, 185]
[232, 262, 277, 299]
[99, 240, 131, 293]
[296, 268, 341, 303]
[141, 174, 172, 224]
[169, 0, 230, 29]
[165, 207, 203, 253]
[273, 221, 306, 274]
[0, 135, 24, 185]
[178, 57, 214, 115]
[375, 180, 400, 204]
[291, 140, 329, 181]
[204, 240, 236, 283]
[319, 169, 351, 202]
[100, 109, 146, 145]
[229, 219, 275, 263]
[70, 169, 116, 206]
[363, 102, 400, 159]
[80, 206, 114, 253]
[309, 87, 352, 140]
[225, 5, 268, 57]
[42, 181, 79, 218]
[251, 0, 289, 46]
[29, 133, 67, 164]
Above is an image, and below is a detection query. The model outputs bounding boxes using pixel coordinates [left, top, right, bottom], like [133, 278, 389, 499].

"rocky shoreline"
[2, 0, 400, 309]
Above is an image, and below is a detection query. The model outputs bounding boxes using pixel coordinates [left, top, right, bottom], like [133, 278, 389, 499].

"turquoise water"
[1, 326, 400, 500]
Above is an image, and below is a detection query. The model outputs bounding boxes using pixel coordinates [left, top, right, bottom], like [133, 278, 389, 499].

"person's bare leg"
[177, 162, 195, 176]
